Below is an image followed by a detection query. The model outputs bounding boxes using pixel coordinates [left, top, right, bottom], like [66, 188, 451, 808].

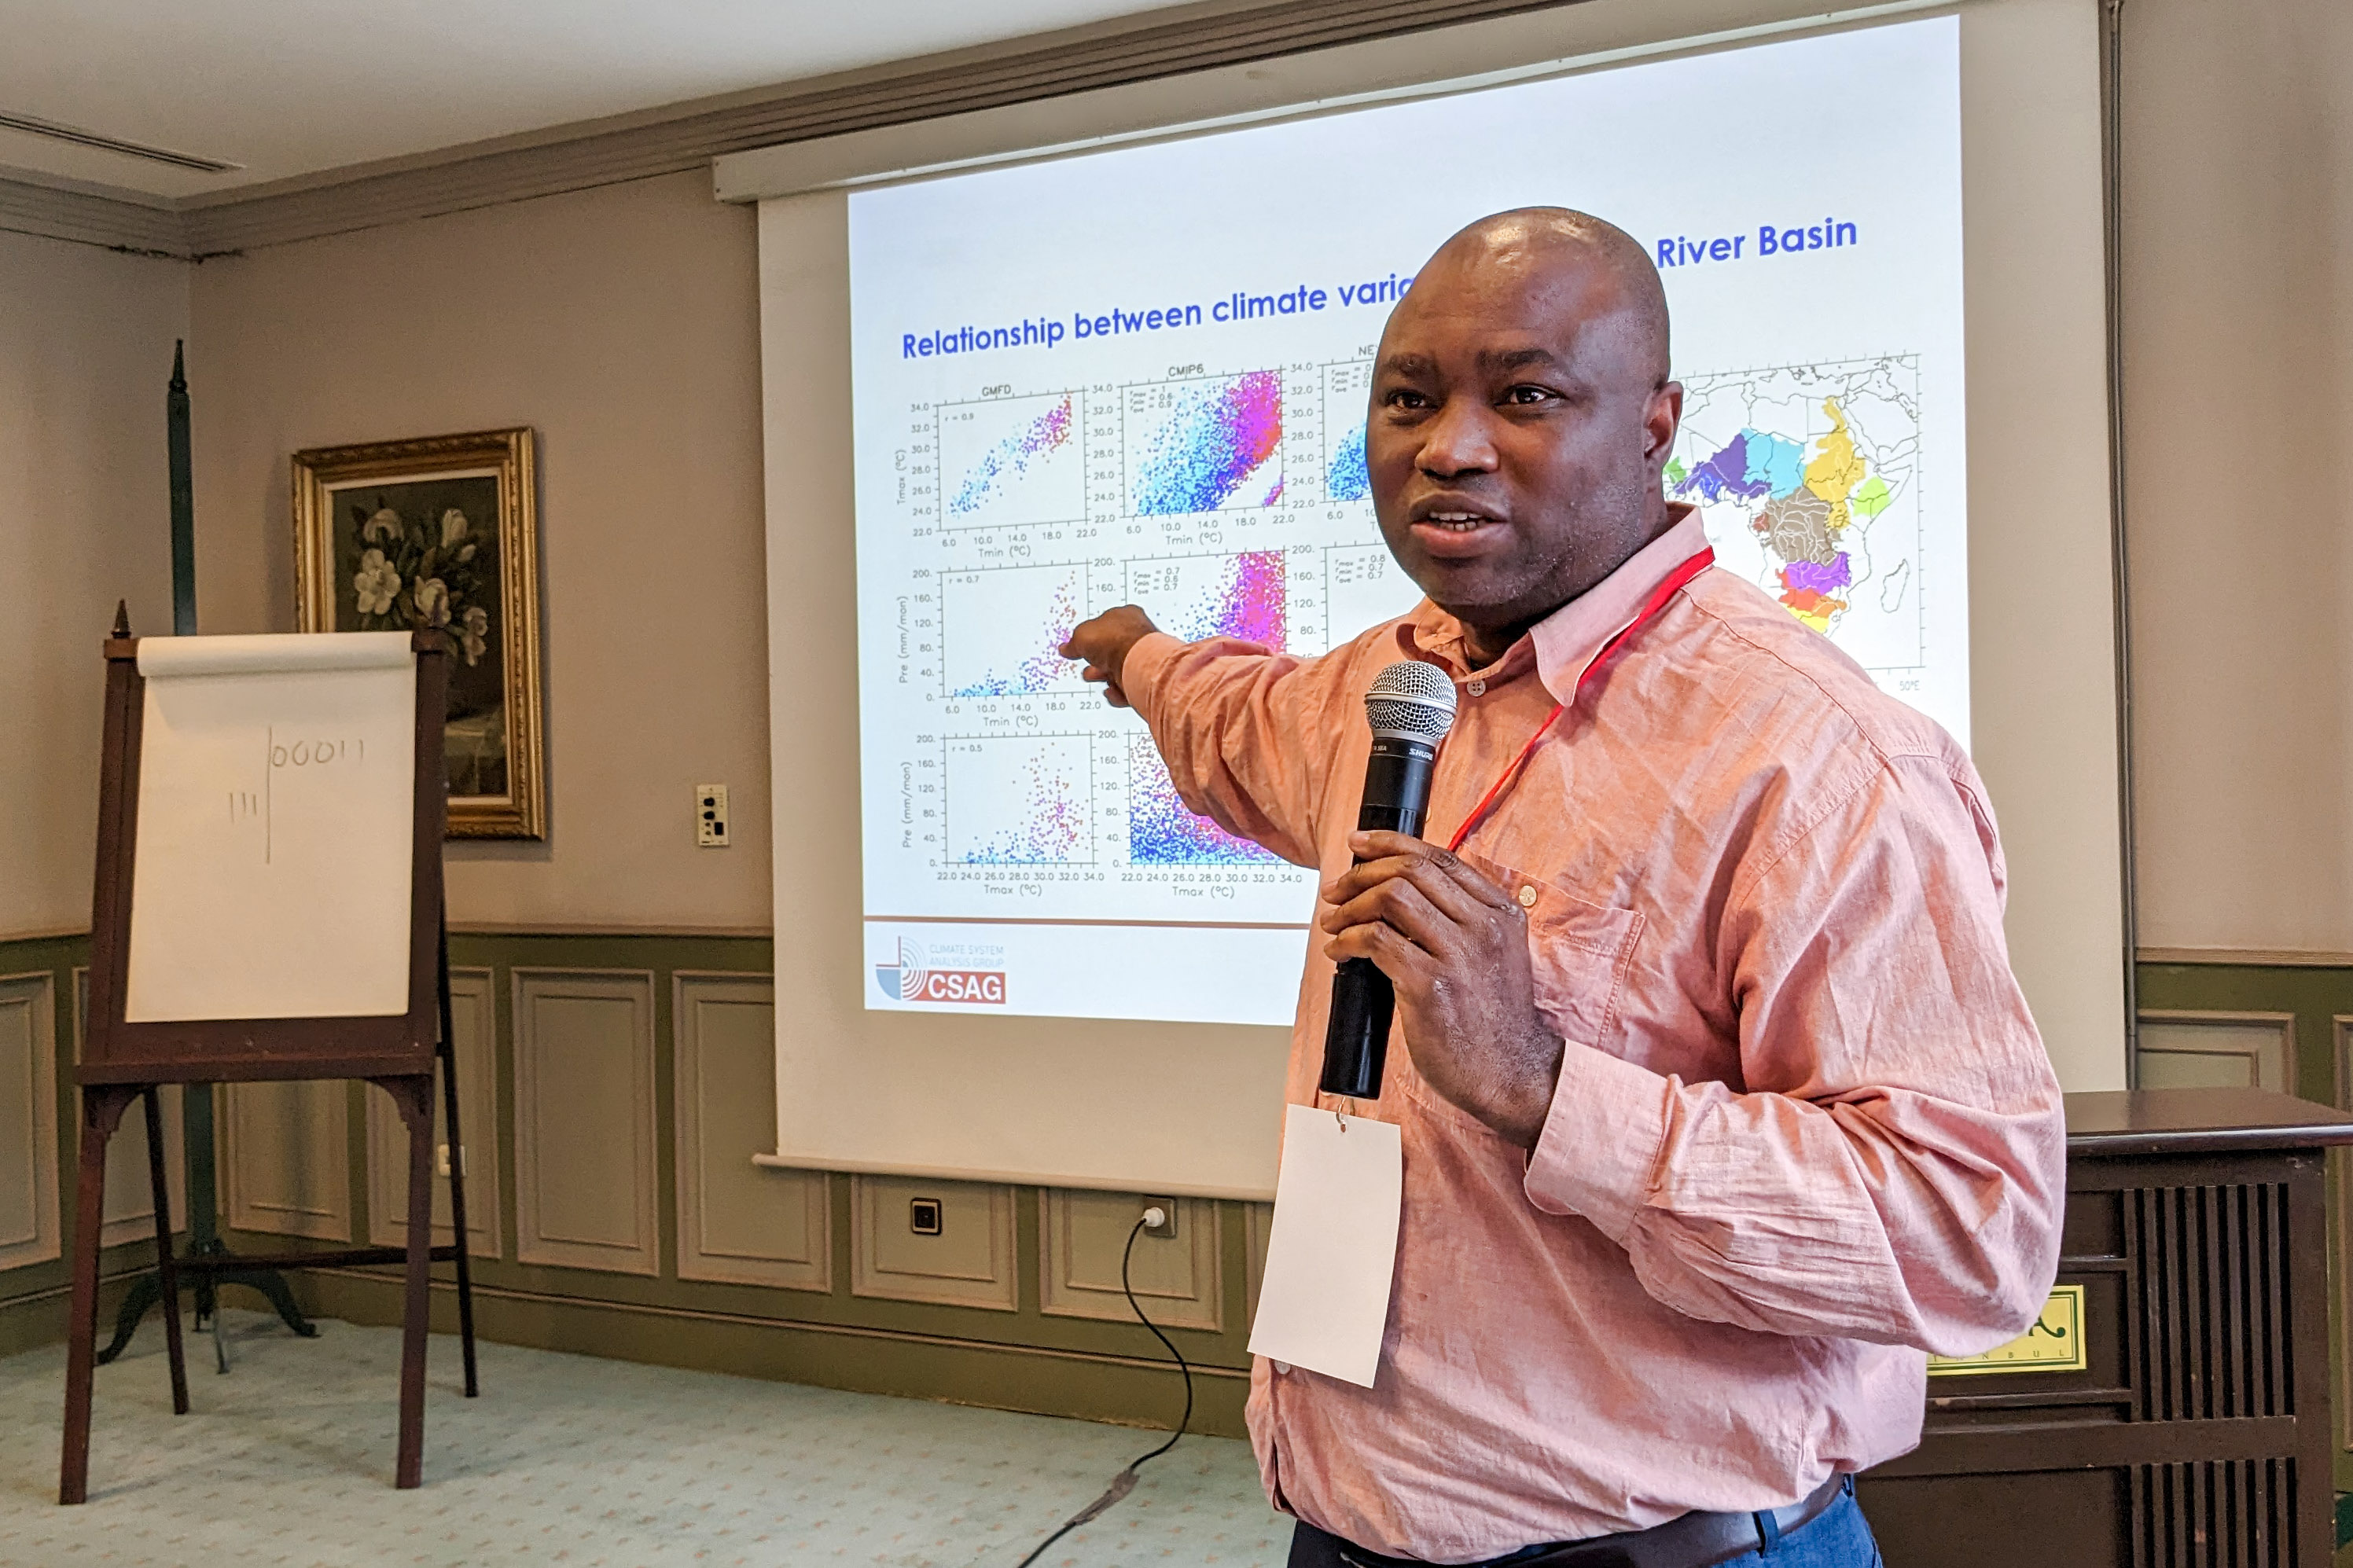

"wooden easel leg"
[394, 1076, 434, 1489]
[141, 1086, 188, 1416]
[436, 916, 479, 1398]
[61, 1085, 135, 1505]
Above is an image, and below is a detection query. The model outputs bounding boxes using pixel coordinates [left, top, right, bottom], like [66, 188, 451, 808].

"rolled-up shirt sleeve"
[1123, 630, 1351, 869]
[1523, 752, 2068, 1357]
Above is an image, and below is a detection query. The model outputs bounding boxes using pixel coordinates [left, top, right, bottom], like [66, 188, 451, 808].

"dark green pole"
[165, 342, 220, 1255]
[167, 343, 197, 639]
[101, 344, 318, 1368]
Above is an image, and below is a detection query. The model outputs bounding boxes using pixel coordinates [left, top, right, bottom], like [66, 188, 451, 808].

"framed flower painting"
[292, 428, 545, 839]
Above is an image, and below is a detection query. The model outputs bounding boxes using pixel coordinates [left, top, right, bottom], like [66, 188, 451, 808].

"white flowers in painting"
[443, 508, 478, 563]
[459, 604, 490, 663]
[354, 548, 402, 615]
[345, 495, 493, 664]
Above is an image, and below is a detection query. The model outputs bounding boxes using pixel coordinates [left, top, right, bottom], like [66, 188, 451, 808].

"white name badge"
[1246, 1104, 1403, 1387]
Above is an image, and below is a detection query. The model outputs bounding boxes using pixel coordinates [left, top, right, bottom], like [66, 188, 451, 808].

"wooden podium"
[1861, 1089, 2353, 1566]
[61, 619, 480, 1502]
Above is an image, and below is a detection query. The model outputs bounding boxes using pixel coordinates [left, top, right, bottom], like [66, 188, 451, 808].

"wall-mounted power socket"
[1141, 1199, 1178, 1240]
[696, 783, 730, 846]
[436, 1143, 465, 1178]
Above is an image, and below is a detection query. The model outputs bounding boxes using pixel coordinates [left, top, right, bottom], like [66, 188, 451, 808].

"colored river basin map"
[1667, 356, 1927, 676]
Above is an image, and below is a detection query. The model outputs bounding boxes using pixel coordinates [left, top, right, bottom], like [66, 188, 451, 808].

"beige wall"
[186, 171, 774, 929]
[13, 0, 2353, 956]
[0, 232, 188, 938]
[2123, 0, 2353, 953]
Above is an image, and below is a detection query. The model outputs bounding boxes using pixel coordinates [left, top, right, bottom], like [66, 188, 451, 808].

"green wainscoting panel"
[0, 933, 176, 1358]
[39, 931, 2353, 1459]
[2135, 960, 2353, 1105]
[0, 930, 1252, 1438]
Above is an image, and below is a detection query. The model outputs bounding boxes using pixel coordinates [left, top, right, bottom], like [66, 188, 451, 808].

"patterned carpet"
[0, 1310, 1289, 1567]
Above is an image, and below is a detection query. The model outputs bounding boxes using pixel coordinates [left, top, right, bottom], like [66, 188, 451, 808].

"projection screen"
[727, 0, 2124, 1199]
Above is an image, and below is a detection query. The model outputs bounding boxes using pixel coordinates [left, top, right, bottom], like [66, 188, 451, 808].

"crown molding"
[4, 0, 1586, 259]
[0, 163, 190, 256]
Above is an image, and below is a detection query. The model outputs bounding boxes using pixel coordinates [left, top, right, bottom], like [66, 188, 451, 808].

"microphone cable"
[1011, 1211, 1196, 1567]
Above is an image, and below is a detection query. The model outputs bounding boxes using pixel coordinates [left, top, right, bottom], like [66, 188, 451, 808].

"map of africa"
[1669, 356, 1927, 679]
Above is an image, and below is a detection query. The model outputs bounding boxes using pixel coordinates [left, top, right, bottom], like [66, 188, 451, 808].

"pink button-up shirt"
[1122, 505, 2066, 1564]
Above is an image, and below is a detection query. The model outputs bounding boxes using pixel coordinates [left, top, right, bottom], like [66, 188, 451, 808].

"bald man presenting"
[1063, 210, 2064, 1567]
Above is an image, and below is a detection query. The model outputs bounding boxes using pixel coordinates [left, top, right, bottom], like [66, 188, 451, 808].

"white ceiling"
[0, 0, 1193, 201]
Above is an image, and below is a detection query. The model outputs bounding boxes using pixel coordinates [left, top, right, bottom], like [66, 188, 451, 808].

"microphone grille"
[1363, 660, 1458, 742]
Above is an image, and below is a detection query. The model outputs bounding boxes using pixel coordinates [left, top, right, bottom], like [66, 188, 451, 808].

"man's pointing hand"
[1061, 606, 1160, 709]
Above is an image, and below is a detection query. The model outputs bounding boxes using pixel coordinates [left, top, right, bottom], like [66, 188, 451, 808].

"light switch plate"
[696, 783, 730, 846]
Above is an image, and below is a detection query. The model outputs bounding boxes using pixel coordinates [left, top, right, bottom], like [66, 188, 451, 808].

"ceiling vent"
[0, 110, 241, 173]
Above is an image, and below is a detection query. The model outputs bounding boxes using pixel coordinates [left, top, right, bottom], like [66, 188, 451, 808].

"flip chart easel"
[60, 614, 480, 1503]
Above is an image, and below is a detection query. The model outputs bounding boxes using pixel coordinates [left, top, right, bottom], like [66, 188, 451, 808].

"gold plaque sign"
[1926, 1284, 2086, 1377]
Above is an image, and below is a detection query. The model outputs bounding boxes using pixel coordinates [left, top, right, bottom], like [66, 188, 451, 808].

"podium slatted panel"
[2130, 1183, 2290, 1423]
[2129, 1459, 2296, 1568]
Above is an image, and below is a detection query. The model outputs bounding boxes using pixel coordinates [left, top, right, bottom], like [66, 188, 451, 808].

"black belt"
[1319, 1473, 1851, 1568]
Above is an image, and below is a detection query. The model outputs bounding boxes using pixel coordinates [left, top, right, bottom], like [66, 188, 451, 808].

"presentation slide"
[849, 17, 1966, 1026]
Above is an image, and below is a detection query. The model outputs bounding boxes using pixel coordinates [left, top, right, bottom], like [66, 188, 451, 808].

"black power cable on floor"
[1012, 1210, 1196, 1568]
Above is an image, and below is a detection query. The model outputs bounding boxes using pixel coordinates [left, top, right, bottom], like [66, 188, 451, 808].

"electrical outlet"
[910, 1196, 943, 1236]
[696, 783, 730, 846]
[1142, 1198, 1178, 1240]
[436, 1143, 465, 1178]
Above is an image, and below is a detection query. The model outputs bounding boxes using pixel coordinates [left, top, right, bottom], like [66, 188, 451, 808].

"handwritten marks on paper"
[222, 731, 373, 864]
[125, 634, 417, 1023]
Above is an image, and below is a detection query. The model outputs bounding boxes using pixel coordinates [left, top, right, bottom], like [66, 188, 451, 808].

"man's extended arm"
[1064, 605, 1352, 868]
[1116, 633, 1347, 868]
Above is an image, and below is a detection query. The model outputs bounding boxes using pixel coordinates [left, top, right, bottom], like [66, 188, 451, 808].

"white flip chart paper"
[124, 633, 417, 1023]
[1245, 1104, 1403, 1387]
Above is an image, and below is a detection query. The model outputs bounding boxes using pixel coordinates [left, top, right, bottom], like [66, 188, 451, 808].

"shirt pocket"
[1456, 850, 1645, 1053]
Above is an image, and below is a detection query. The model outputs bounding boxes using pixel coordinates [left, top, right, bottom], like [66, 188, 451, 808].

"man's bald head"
[1366, 207, 1684, 661]
[1412, 207, 1671, 391]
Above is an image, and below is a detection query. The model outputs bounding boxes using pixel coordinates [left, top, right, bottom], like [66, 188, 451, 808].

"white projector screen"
[851, 20, 1966, 1029]
[738, 0, 2125, 1199]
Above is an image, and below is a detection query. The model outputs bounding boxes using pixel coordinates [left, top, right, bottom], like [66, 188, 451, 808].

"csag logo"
[873, 937, 1006, 1005]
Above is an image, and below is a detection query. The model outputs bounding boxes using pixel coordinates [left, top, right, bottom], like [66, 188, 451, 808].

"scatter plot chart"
[1325, 423, 1369, 502]
[942, 564, 1088, 696]
[1323, 360, 1373, 503]
[864, 358, 1428, 971]
[1127, 736, 1281, 865]
[1127, 550, 1287, 650]
[940, 393, 1085, 527]
[945, 735, 1093, 864]
[1324, 545, 1421, 645]
[1126, 372, 1284, 514]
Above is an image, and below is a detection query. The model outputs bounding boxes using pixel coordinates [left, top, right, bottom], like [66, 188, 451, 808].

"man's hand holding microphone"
[1061, 610, 1564, 1147]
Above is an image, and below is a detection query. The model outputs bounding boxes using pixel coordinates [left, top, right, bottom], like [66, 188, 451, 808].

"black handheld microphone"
[1318, 661, 1460, 1100]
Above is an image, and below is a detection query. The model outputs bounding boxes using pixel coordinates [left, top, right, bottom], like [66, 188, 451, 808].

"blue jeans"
[1286, 1478, 1883, 1567]
[1724, 1484, 1881, 1566]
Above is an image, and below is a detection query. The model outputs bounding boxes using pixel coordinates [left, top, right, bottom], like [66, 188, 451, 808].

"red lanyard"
[1443, 547, 1715, 854]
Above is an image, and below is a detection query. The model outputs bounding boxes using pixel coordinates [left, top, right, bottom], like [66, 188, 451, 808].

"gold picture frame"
[292, 427, 544, 839]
